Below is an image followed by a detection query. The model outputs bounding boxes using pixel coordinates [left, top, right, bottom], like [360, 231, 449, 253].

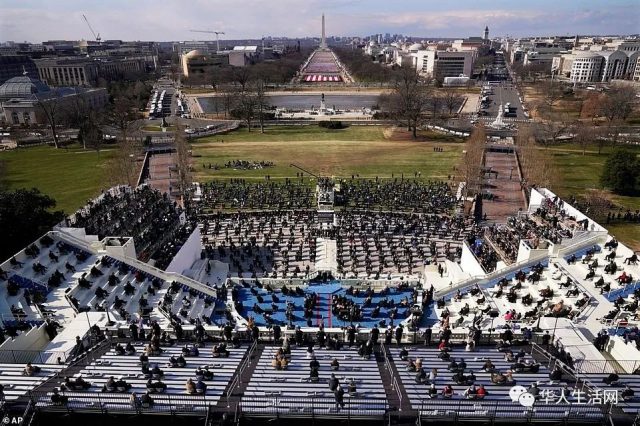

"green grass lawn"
[546, 142, 640, 248]
[192, 125, 464, 181]
[0, 144, 115, 214]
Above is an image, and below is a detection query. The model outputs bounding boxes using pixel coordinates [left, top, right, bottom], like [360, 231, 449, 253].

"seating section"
[338, 179, 457, 214]
[390, 347, 603, 420]
[0, 234, 94, 335]
[34, 343, 248, 410]
[234, 282, 416, 328]
[199, 180, 315, 212]
[66, 256, 169, 323]
[241, 346, 387, 416]
[68, 186, 183, 261]
[0, 363, 65, 400]
[583, 373, 640, 414]
[335, 212, 470, 278]
[201, 211, 318, 279]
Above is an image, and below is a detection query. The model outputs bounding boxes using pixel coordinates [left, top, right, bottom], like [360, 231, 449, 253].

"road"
[480, 82, 527, 120]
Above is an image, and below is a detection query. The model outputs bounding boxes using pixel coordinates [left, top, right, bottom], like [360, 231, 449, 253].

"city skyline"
[0, 0, 639, 43]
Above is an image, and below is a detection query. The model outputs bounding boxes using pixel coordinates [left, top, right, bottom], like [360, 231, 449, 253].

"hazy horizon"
[0, 0, 639, 43]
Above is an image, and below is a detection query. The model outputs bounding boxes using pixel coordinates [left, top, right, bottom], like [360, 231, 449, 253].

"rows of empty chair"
[337, 179, 458, 214]
[159, 283, 221, 326]
[66, 256, 169, 322]
[197, 180, 315, 212]
[334, 212, 471, 278]
[241, 346, 387, 416]
[67, 185, 183, 260]
[201, 211, 319, 279]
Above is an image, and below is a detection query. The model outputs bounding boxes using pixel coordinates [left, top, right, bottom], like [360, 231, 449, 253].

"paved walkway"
[482, 150, 526, 223]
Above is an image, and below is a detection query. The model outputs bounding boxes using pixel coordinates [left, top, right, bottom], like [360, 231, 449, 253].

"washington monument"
[320, 13, 327, 49]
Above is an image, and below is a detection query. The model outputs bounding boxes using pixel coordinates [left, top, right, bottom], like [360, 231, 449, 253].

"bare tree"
[599, 86, 638, 145]
[387, 65, 433, 138]
[573, 122, 594, 155]
[174, 126, 192, 208]
[106, 96, 143, 187]
[457, 125, 486, 197]
[253, 79, 270, 134]
[516, 124, 559, 189]
[35, 97, 62, 149]
[442, 88, 464, 116]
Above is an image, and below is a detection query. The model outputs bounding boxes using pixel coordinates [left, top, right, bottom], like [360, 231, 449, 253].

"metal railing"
[418, 398, 605, 423]
[380, 343, 403, 410]
[0, 349, 68, 364]
[29, 390, 209, 415]
[225, 340, 257, 407]
[239, 395, 388, 418]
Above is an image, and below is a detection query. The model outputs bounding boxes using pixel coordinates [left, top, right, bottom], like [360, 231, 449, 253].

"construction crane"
[190, 30, 225, 51]
[82, 14, 101, 43]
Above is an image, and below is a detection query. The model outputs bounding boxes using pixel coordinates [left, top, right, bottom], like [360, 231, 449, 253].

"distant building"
[413, 50, 475, 79]
[553, 47, 639, 82]
[483, 26, 489, 41]
[34, 56, 147, 87]
[0, 75, 108, 125]
[0, 56, 38, 85]
[180, 50, 229, 78]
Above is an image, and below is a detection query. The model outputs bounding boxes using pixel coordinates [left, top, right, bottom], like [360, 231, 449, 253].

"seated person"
[482, 359, 496, 372]
[62, 375, 91, 390]
[115, 343, 126, 355]
[50, 388, 68, 405]
[331, 358, 340, 371]
[195, 378, 207, 394]
[464, 385, 478, 399]
[201, 366, 214, 380]
[151, 364, 164, 378]
[399, 347, 409, 361]
[182, 345, 199, 357]
[115, 377, 131, 392]
[427, 383, 438, 398]
[23, 363, 41, 376]
[169, 355, 187, 368]
[621, 385, 635, 401]
[309, 367, 319, 382]
[549, 367, 563, 381]
[309, 356, 320, 370]
[146, 378, 167, 393]
[476, 384, 487, 399]
[452, 370, 466, 384]
[415, 368, 427, 384]
[140, 391, 154, 408]
[185, 378, 197, 394]
[348, 379, 357, 395]
[103, 376, 117, 392]
[125, 342, 136, 355]
[139, 353, 149, 367]
[447, 359, 459, 372]
[603, 373, 620, 385]
[442, 384, 454, 398]
[212, 343, 230, 358]
[491, 371, 510, 385]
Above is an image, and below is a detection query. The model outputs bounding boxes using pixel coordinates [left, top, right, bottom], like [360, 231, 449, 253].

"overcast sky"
[1, 0, 639, 42]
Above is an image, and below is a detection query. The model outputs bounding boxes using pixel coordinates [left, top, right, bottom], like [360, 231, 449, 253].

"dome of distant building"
[184, 49, 205, 59]
[0, 75, 50, 101]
